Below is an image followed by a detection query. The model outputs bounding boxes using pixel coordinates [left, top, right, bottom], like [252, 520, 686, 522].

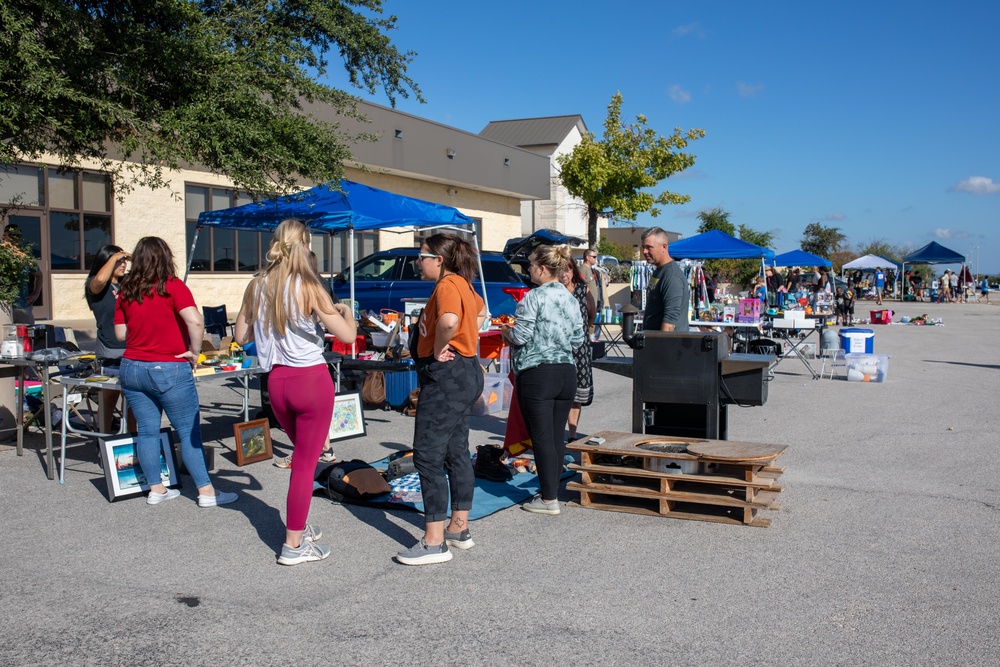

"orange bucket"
[380, 309, 399, 326]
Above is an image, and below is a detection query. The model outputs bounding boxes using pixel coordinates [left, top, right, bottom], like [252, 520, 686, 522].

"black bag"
[387, 449, 416, 480]
[316, 459, 390, 502]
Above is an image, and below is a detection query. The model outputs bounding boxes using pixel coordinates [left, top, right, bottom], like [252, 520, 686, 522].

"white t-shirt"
[253, 278, 325, 372]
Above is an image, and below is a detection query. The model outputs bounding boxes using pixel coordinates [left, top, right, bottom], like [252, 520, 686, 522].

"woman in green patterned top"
[501, 245, 585, 515]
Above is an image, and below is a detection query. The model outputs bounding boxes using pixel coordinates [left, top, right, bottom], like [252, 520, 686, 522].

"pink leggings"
[267, 364, 334, 532]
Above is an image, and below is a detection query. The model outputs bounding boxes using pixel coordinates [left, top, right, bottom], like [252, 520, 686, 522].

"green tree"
[856, 238, 899, 260]
[557, 92, 705, 246]
[595, 235, 637, 261]
[800, 223, 846, 258]
[696, 207, 735, 235]
[0, 0, 421, 198]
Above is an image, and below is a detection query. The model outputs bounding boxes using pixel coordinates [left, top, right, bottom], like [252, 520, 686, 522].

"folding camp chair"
[202, 305, 234, 338]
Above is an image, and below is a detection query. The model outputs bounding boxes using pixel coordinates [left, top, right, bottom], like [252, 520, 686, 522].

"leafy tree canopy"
[0, 0, 421, 198]
[800, 222, 846, 258]
[557, 92, 705, 246]
[696, 207, 735, 236]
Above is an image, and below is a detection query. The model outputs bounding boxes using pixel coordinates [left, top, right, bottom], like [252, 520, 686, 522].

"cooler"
[385, 362, 418, 407]
[839, 328, 874, 354]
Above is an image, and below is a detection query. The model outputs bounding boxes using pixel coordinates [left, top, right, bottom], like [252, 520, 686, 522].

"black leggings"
[516, 364, 576, 500]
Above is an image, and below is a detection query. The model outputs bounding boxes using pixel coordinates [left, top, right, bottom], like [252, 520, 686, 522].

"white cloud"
[933, 228, 970, 240]
[823, 213, 845, 221]
[669, 85, 692, 104]
[951, 176, 1000, 195]
[736, 82, 764, 97]
[673, 23, 706, 38]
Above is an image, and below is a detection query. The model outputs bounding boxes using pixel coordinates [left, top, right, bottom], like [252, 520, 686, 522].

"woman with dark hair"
[114, 237, 237, 507]
[502, 245, 585, 515]
[560, 257, 595, 442]
[396, 233, 486, 566]
[86, 244, 130, 432]
[236, 220, 356, 566]
[86, 245, 129, 358]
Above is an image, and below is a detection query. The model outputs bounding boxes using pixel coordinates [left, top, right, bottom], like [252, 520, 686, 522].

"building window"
[184, 184, 262, 272]
[0, 164, 114, 271]
[330, 231, 379, 274]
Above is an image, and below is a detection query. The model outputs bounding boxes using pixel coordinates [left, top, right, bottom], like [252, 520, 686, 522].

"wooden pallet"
[566, 431, 787, 527]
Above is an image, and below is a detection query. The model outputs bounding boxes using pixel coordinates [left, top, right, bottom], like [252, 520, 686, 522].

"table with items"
[53, 365, 260, 484]
[765, 312, 831, 380]
[1, 356, 60, 479]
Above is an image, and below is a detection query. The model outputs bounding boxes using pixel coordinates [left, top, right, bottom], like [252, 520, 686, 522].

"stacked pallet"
[566, 431, 786, 527]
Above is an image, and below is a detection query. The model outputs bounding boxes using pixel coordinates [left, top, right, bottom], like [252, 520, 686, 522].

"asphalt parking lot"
[1, 300, 998, 666]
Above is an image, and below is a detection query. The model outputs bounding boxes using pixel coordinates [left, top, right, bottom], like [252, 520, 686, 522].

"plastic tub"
[870, 310, 893, 325]
[845, 353, 889, 382]
[839, 328, 874, 354]
[385, 364, 418, 407]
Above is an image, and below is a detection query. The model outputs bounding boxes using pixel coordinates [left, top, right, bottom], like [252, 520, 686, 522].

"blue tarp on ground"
[197, 180, 474, 232]
[668, 229, 775, 260]
[771, 249, 832, 267]
[903, 241, 966, 265]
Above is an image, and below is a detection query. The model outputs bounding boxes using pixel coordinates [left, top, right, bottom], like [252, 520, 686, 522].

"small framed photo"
[329, 391, 367, 442]
[233, 418, 272, 466]
[99, 428, 179, 502]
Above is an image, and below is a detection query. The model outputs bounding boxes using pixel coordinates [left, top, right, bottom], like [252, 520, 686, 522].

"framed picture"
[329, 391, 367, 442]
[99, 428, 179, 502]
[233, 418, 272, 466]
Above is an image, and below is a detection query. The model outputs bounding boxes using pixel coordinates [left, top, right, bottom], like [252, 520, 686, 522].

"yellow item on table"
[193, 367, 216, 377]
[197, 353, 207, 365]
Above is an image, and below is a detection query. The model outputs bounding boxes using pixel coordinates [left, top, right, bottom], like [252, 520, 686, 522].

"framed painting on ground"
[329, 391, 366, 442]
[99, 428, 179, 502]
[233, 418, 272, 466]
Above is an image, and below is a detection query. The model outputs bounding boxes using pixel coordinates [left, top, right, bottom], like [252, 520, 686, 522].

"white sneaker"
[147, 488, 181, 505]
[198, 490, 238, 507]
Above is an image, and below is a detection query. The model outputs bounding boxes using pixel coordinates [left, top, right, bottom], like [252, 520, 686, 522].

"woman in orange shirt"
[396, 233, 487, 566]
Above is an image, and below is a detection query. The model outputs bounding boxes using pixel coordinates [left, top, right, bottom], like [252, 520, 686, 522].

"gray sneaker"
[302, 524, 322, 542]
[522, 497, 560, 515]
[277, 539, 331, 566]
[396, 539, 453, 566]
[198, 490, 238, 507]
[444, 528, 475, 550]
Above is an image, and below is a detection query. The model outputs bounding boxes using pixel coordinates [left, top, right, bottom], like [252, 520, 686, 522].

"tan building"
[1, 100, 550, 321]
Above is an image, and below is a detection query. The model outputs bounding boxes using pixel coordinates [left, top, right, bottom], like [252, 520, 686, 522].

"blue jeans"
[120, 359, 210, 489]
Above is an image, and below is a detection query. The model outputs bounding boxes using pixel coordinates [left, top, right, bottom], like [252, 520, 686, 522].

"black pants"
[516, 364, 576, 500]
[412, 354, 483, 523]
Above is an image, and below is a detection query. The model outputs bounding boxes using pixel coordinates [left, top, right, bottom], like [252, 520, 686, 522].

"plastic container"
[473, 373, 513, 415]
[845, 353, 889, 382]
[369, 331, 391, 347]
[870, 309, 893, 325]
[839, 328, 874, 354]
[331, 334, 366, 355]
[385, 364, 418, 407]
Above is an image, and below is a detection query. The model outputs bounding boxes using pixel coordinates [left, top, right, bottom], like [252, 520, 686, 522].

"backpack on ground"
[315, 459, 390, 502]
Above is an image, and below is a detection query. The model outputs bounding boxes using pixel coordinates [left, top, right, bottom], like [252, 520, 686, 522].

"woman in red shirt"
[115, 237, 237, 507]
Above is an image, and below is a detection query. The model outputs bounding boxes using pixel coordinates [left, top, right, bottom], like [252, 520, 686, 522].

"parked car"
[331, 248, 530, 316]
[503, 228, 586, 285]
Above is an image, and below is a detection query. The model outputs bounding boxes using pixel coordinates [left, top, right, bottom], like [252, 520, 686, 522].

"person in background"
[581, 249, 605, 313]
[873, 267, 886, 305]
[86, 244, 131, 433]
[236, 220, 356, 566]
[115, 237, 237, 508]
[640, 227, 690, 332]
[940, 270, 952, 303]
[704, 273, 717, 304]
[976, 278, 990, 304]
[502, 245, 584, 515]
[754, 276, 767, 305]
[397, 233, 486, 565]
[765, 267, 781, 307]
[786, 268, 802, 301]
[951, 270, 963, 303]
[560, 257, 596, 443]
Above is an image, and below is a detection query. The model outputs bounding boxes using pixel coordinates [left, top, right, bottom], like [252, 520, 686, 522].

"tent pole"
[349, 226, 356, 358]
[183, 226, 201, 282]
[471, 225, 490, 321]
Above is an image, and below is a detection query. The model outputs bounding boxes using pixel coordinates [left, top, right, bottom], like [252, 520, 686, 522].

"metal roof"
[479, 115, 588, 148]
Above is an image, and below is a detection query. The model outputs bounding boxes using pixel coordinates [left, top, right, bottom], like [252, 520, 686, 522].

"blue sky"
[331, 1, 999, 274]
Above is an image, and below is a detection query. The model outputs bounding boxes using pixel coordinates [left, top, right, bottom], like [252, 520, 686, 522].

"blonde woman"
[235, 220, 356, 566]
[501, 245, 585, 514]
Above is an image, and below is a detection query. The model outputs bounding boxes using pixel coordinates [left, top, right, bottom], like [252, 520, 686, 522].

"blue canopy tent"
[667, 229, 775, 310]
[771, 249, 831, 268]
[192, 180, 484, 316]
[902, 241, 967, 301]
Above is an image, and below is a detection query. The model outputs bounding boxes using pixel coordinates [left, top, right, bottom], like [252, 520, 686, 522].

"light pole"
[972, 245, 980, 281]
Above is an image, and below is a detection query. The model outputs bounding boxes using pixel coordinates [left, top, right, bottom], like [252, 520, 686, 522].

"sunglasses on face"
[418, 253, 440, 260]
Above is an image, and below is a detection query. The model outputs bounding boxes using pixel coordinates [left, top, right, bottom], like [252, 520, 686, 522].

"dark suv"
[332, 248, 529, 316]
